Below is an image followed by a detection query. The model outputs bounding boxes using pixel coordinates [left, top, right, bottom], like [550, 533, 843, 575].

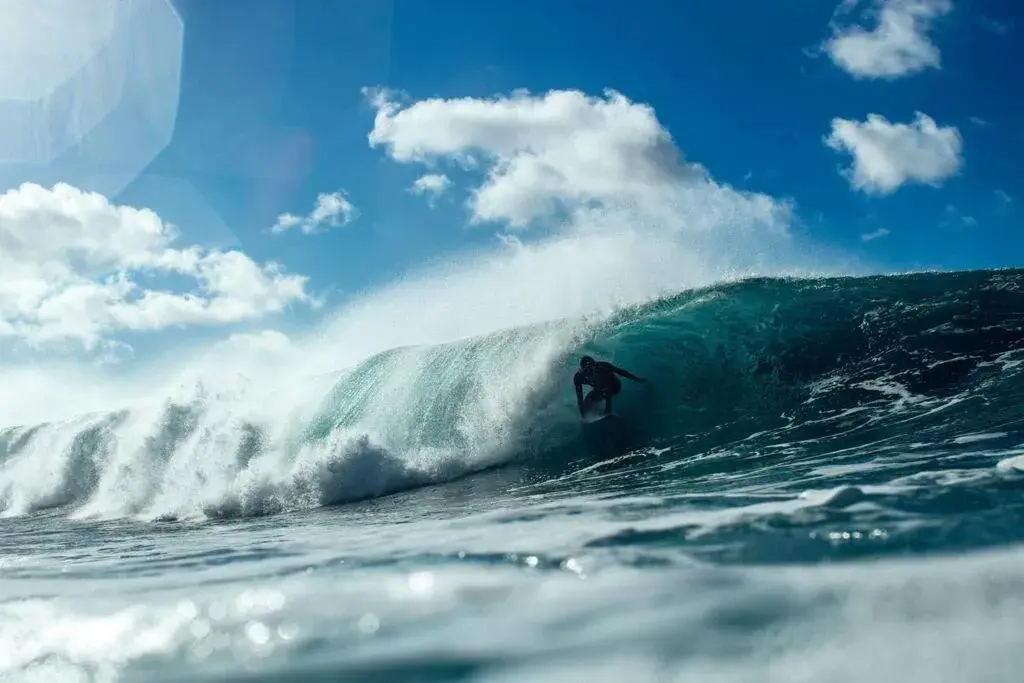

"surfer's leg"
[604, 394, 613, 415]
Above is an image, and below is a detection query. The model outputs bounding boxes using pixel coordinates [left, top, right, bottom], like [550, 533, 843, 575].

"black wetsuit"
[574, 361, 622, 398]
[574, 359, 644, 417]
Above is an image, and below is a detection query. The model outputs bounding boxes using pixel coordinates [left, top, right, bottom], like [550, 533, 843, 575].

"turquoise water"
[4, 269, 1024, 681]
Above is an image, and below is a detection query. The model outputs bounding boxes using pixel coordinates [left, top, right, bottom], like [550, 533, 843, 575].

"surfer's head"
[580, 355, 595, 369]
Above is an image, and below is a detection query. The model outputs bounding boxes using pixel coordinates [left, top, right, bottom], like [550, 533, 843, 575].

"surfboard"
[581, 411, 616, 425]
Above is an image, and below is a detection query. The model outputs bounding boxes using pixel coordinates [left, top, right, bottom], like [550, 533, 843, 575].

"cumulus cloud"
[365, 87, 791, 237]
[824, 0, 952, 79]
[861, 227, 890, 241]
[409, 173, 452, 205]
[271, 191, 357, 235]
[824, 112, 963, 195]
[0, 182, 315, 351]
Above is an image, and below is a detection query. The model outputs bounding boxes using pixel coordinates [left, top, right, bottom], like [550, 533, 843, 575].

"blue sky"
[0, 0, 1021, 367]
[144, 0, 1020, 274]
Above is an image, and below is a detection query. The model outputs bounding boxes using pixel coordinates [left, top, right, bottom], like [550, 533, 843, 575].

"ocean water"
[4, 268, 1024, 682]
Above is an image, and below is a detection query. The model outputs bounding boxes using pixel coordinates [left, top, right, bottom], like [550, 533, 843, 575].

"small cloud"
[409, 173, 452, 206]
[823, 0, 952, 80]
[271, 191, 358, 235]
[825, 111, 963, 195]
[272, 213, 302, 232]
[980, 16, 1012, 35]
[942, 204, 978, 228]
[93, 340, 135, 368]
[996, 189, 1013, 204]
[969, 116, 991, 128]
[218, 330, 293, 355]
[496, 232, 524, 250]
[861, 227, 890, 241]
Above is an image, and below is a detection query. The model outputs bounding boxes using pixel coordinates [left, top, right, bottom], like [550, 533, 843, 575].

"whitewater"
[4, 262, 1024, 681]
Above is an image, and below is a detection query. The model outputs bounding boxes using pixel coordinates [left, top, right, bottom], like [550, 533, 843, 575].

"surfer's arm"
[573, 372, 584, 409]
[612, 365, 647, 382]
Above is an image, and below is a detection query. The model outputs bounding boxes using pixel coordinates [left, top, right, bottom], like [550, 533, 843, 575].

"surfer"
[574, 355, 647, 418]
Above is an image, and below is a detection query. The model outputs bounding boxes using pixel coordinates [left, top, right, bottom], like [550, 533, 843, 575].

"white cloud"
[409, 173, 452, 205]
[0, 182, 315, 351]
[980, 16, 1012, 36]
[861, 227, 890, 241]
[995, 189, 1013, 205]
[271, 191, 357, 235]
[365, 87, 791, 236]
[941, 204, 977, 228]
[824, 0, 952, 79]
[824, 112, 963, 195]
